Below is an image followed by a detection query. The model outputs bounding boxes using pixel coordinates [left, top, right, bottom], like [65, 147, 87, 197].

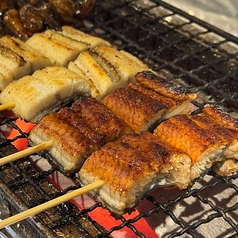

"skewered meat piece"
[153, 114, 233, 180]
[202, 104, 238, 132]
[46, 0, 95, 23]
[19, 4, 48, 33]
[70, 98, 133, 142]
[1, 0, 95, 40]
[0, 36, 52, 90]
[214, 158, 238, 176]
[190, 114, 238, 160]
[202, 104, 238, 176]
[3, 3, 61, 40]
[4, 9, 29, 41]
[0, 44, 29, 92]
[68, 45, 150, 99]
[73, 0, 95, 20]
[47, 0, 75, 18]
[61, 26, 111, 48]
[135, 71, 197, 119]
[79, 131, 191, 216]
[25, 27, 110, 66]
[29, 97, 133, 174]
[103, 71, 197, 132]
[103, 82, 174, 132]
[68, 61, 100, 99]
[0, 66, 91, 123]
[0, 26, 110, 90]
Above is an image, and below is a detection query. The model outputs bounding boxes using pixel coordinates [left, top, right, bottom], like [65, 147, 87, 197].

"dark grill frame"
[0, 1, 238, 237]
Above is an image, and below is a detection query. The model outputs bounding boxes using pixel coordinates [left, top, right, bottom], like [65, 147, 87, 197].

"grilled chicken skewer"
[1, 0, 96, 40]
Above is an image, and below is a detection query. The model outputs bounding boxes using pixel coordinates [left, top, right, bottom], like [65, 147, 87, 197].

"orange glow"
[7, 119, 35, 150]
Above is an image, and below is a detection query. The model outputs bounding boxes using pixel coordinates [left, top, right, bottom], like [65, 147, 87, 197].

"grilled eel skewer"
[29, 97, 133, 175]
[154, 111, 238, 180]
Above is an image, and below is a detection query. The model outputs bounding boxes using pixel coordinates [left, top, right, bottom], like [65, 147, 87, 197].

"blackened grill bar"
[0, 0, 238, 237]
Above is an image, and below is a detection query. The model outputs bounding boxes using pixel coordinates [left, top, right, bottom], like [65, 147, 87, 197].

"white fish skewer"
[0, 180, 104, 229]
[0, 141, 53, 166]
[0, 66, 91, 123]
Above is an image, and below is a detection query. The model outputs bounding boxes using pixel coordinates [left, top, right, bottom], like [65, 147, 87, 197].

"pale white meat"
[61, 26, 111, 48]
[26, 27, 111, 67]
[0, 52, 30, 91]
[68, 61, 100, 98]
[0, 36, 52, 90]
[26, 33, 78, 66]
[72, 45, 151, 99]
[73, 51, 117, 99]
[0, 66, 91, 123]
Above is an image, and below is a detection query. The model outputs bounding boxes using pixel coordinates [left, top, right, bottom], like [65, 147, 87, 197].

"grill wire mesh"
[0, 0, 238, 237]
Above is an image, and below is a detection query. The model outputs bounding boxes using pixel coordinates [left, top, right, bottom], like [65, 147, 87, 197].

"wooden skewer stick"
[0, 180, 104, 229]
[0, 101, 15, 111]
[0, 141, 53, 166]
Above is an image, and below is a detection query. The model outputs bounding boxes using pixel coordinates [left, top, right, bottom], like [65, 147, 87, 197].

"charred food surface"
[0, 0, 95, 40]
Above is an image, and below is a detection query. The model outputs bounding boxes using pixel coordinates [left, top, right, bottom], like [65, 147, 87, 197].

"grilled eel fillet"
[154, 114, 231, 180]
[26, 26, 111, 66]
[103, 82, 174, 132]
[67, 61, 100, 98]
[202, 104, 238, 176]
[203, 104, 238, 132]
[71, 45, 150, 99]
[79, 131, 191, 216]
[103, 71, 197, 132]
[29, 97, 133, 175]
[135, 71, 197, 118]
[0, 36, 52, 91]
[0, 66, 91, 123]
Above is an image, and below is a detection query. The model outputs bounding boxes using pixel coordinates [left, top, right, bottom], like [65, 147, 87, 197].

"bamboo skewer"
[0, 101, 15, 111]
[0, 180, 105, 229]
[0, 141, 53, 166]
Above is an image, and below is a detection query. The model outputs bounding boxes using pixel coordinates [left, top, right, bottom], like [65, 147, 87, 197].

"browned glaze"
[203, 104, 238, 132]
[79, 131, 191, 215]
[29, 97, 133, 174]
[71, 97, 133, 141]
[103, 82, 175, 132]
[0, 0, 95, 40]
[154, 114, 228, 164]
[190, 113, 236, 141]
[135, 71, 197, 102]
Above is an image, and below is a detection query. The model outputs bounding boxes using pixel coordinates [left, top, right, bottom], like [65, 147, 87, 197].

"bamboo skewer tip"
[0, 140, 53, 166]
[0, 180, 105, 229]
[0, 101, 16, 111]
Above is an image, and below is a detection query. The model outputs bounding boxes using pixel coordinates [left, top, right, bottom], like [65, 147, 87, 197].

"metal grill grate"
[0, 1, 238, 237]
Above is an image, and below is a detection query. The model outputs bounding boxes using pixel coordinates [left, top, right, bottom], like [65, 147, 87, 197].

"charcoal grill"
[0, 0, 238, 237]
